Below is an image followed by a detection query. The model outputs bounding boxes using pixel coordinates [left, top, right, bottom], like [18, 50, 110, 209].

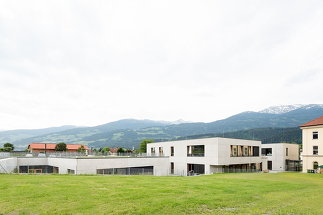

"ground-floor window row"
[97, 166, 154, 175]
[19, 165, 59, 174]
[171, 163, 261, 176]
[221, 163, 260, 173]
[285, 160, 302, 171]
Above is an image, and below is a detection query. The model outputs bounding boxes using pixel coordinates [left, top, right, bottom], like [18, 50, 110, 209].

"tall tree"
[139, 139, 154, 153]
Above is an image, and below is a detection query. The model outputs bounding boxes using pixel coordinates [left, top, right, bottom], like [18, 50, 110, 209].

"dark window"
[313, 146, 318, 155]
[267, 161, 272, 170]
[286, 148, 288, 156]
[253, 146, 259, 156]
[19, 165, 54, 174]
[261, 148, 272, 156]
[171, 146, 174, 156]
[243, 147, 249, 156]
[67, 169, 75, 174]
[151, 147, 155, 154]
[313, 162, 319, 170]
[187, 164, 205, 175]
[97, 166, 153, 175]
[159, 147, 163, 156]
[170, 162, 174, 174]
[313, 132, 318, 139]
[187, 145, 204, 157]
[230, 145, 238, 157]
[285, 160, 302, 172]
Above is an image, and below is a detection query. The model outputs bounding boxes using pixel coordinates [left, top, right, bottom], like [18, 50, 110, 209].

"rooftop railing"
[0, 151, 167, 158]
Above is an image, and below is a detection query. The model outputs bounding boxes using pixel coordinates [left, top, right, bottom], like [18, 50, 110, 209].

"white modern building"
[147, 137, 266, 176]
[0, 156, 169, 176]
[1, 137, 302, 176]
[261, 143, 300, 172]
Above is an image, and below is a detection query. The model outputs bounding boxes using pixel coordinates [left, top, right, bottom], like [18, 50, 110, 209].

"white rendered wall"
[263, 143, 299, 172]
[17, 158, 48, 166]
[147, 137, 262, 175]
[48, 158, 77, 174]
[76, 157, 169, 176]
[0, 157, 17, 173]
[15, 157, 169, 176]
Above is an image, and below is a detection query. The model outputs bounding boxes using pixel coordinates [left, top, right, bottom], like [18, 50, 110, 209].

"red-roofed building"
[300, 116, 323, 173]
[27, 143, 89, 153]
[300, 116, 323, 127]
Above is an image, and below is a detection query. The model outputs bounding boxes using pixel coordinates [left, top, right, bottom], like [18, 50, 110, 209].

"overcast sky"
[1, 0, 323, 130]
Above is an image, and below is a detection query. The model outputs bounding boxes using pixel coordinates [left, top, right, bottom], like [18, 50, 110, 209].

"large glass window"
[313, 132, 318, 139]
[19, 165, 54, 174]
[151, 147, 155, 155]
[261, 148, 272, 156]
[187, 145, 204, 157]
[231, 145, 238, 157]
[159, 147, 163, 156]
[187, 164, 205, 175]
[253, 146, 260, 156]
[97, 166, 153, 175]
[231, 146, 259, 157]
[243, 147, 249, 156]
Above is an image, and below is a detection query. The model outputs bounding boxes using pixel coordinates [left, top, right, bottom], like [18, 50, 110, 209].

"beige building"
[300, 116, 323, 173]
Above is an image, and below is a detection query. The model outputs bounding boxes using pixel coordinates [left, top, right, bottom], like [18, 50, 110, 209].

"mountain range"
[1, 104, 322, 150]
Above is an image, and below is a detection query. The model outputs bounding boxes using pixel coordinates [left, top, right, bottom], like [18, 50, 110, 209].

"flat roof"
[148, 137, 261, 145]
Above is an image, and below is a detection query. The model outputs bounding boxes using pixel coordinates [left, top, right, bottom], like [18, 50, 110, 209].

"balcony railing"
[187, 153, 204, 157]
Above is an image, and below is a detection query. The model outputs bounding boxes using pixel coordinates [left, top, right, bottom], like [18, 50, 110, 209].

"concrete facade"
[261, 143, 300, 172]
[147, 137, 263, 176]
[0, 157, 17, 173]
[2, 156, 169, 176]
[2, 138, 302, 176]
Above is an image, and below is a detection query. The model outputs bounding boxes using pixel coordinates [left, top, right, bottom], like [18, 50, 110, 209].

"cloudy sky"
[1, 0, 323, 130]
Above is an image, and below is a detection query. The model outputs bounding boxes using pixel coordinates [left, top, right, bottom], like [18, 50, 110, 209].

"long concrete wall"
[48, 158, 78, 174]
[10, 157, 170, 176]
[76, 157, 169, 176]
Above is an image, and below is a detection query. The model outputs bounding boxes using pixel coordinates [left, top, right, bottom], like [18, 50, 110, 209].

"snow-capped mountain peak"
[259, 104, 323, 114]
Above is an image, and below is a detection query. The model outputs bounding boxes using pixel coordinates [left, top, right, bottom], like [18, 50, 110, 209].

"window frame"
[313, 161, 319, 170]
[170, 146, 174, 156]
[313, 146, 318, 155]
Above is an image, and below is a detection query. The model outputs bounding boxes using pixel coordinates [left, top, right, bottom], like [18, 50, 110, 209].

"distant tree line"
[175, 127, 302, 144]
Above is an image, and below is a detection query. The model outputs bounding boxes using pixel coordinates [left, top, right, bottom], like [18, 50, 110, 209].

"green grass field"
[0, 173, 322, 215]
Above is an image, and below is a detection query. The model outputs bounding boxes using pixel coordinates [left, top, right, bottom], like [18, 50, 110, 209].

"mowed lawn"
[0, 173, 322, 215]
